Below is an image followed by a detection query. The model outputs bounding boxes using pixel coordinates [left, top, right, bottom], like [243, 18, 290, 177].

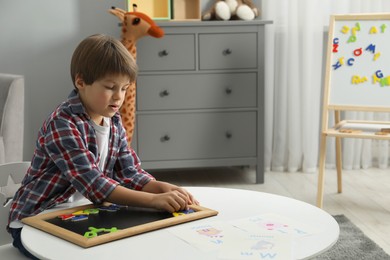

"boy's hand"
[151, 190, 189, 213]
[142, 180, 199, 207]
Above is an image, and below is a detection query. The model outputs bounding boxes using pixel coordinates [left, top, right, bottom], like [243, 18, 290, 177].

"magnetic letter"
[351, 27, 358, 36]
[333, 44, 339, 53]
[355, 22, 361, 31]
[353, 48, 363, 56]
[338, 57, 345, 65]
[373, 70, 383, 84]
[365, 44, 376, 53]
[347, 35, 357, 43]
[347, 58, 355, 66]
[370, 26, 378, 34]
[341, 26, 350, 34]
[352, 76, 360, 84]
[380, 76, 390, 87]
[374, 53, 381, 61]
[351, 76, 368, 84]
[333, 38, 339, 44]
[381, 24, 387, 33]
[332, 61, 342, 70]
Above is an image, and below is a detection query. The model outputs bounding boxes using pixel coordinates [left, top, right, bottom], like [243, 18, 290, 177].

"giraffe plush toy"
[109, 5, 164, 144]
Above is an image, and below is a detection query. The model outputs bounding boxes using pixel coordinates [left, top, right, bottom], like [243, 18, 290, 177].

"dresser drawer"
[137, 112, 256, 161]
[137, 34, 195, 71]
[199, 33, 257, 70]
[137, 73, 257, 110]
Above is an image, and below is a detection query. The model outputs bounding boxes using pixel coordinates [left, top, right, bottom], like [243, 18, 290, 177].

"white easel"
[317, 13, 390, 208]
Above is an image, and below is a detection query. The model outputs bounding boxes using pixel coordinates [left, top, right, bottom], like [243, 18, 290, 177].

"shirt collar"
[67, 89, 120, 123]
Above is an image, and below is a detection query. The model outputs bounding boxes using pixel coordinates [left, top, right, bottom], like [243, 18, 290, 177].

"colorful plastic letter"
[347, 35, 356, 43]
[351, 27, 358, 36]
[369, 26, 378, 34]
[332, 61, 342, 70]
[99, 204, 120, 212]
[72, 210, 89, 216]
[333, 38, 339, 44]
[355, 22, 361, 31]
[376, 70, 384, 78]
[333, 44, 339, 53]
[352, 75, 368, 84]
[72, 215, 88, 222]
[347, 58, 355, 66]
[172, 209, 195, 217]
[341, 25, 349, 34]
[365, 44, 376, 53]
[380, 76, 390, 87]
[83, 208, 99, 214]
[353, 48, 362, 56]
[381, 24, 387, 33]
[58, 214, 74, 221]
[374, 53, 381, 61]
[338, 57, 345, 65]
[373, 70, 383, 84]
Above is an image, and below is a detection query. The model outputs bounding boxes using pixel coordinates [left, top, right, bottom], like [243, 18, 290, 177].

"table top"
[22, 187, 339, 260]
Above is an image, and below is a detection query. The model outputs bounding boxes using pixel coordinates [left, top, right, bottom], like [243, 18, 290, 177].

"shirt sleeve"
[113, 121, 155, 190]
[44, 118, 118, 204]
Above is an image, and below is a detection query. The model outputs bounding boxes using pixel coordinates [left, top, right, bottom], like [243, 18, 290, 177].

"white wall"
[0, 0, 261, 160]
[0, 0, 126, 160]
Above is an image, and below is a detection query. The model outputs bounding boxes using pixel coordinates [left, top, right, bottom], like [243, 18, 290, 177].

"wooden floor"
[150, 166, 390, 255]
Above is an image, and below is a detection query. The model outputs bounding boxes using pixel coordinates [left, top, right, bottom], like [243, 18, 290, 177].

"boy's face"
[75, 74, 130, 125]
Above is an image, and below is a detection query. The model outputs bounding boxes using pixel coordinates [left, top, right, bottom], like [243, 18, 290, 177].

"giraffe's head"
[109, 6, 164, 42]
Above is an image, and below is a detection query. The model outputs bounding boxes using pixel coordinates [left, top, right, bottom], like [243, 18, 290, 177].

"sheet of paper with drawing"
[169, 213, 320, 259]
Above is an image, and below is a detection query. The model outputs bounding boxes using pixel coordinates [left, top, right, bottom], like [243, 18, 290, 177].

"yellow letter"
[341, 25, 350, 34]
[374, 53, 381, 61]
[369, 26, 378, 34]
[352, 75, 360, 84]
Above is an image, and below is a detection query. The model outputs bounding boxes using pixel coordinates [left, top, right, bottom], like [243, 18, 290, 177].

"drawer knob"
[225, 88, 233, 95]
[161, 135, 171, 142]
[158, 50, 169, 57]
[225, 132, 233, 139]
[160, 90, 170, 97]
[222, 48, 232, 56]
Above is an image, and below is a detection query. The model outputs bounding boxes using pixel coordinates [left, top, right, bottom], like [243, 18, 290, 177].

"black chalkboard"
[46, 206, 172, 237]
[22, 203, 218, 248]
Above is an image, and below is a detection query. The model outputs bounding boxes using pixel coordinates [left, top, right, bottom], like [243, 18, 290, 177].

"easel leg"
[317, 134, 327, 208]
[335, 137, 342, 193]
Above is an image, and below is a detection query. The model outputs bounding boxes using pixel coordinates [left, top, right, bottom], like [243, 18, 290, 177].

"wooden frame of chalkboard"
[22, 203, 218, 248]
[317, 13, 390, 208]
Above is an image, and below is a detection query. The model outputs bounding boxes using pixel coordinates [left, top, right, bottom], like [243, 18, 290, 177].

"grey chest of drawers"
[134, 20, 271, 183]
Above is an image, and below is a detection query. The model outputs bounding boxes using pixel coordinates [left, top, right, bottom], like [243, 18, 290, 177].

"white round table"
[22, 187, 339, 259]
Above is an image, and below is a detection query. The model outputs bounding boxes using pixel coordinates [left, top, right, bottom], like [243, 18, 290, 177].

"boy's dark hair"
[70, 34, 137, 87]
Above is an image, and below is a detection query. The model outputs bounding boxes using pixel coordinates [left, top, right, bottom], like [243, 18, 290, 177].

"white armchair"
[0, 74, 24, 164]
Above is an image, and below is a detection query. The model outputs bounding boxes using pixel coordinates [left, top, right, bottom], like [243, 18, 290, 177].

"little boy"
[8, 34, 197, 258]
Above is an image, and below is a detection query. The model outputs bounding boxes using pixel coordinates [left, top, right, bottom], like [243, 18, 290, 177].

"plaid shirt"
[8, 90, 154, 225]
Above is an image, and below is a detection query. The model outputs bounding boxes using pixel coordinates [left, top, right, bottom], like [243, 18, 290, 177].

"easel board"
[325, 13, 390, 111]
[22, 203, 218, 248]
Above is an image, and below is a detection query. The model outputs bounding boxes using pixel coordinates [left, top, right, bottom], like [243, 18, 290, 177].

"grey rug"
[315, 215, 390, 260]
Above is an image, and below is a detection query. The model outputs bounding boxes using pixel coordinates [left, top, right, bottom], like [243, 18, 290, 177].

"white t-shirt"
[68, 117, 111, 203]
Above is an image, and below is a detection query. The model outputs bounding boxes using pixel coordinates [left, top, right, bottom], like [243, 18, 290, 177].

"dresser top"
[156, 19, 273, 27]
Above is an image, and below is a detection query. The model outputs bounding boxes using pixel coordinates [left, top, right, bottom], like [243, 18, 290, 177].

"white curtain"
[262, 0, 390, 173]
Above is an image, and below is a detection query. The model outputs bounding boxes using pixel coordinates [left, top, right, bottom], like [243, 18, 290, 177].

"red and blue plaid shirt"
[8, 90, 154, 225]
